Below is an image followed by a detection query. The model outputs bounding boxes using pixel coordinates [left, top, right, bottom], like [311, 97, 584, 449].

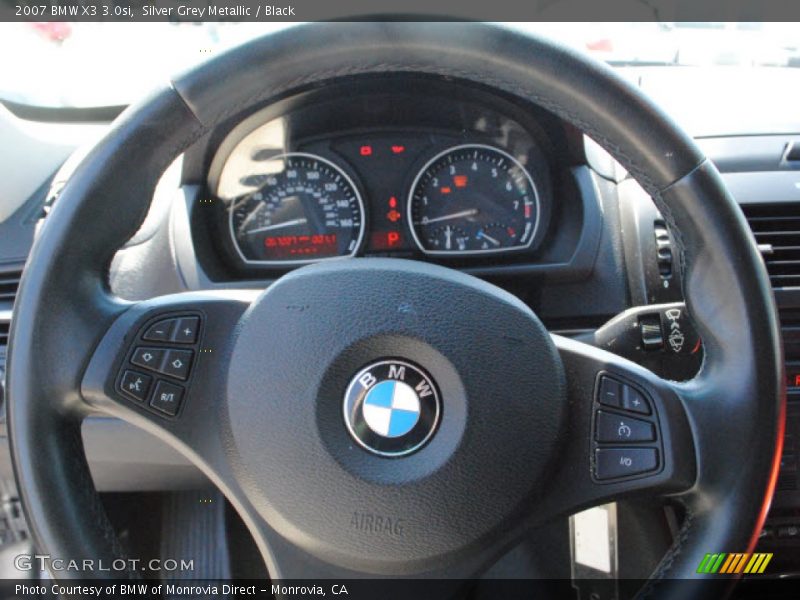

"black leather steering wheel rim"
[6, 22, 784, 595]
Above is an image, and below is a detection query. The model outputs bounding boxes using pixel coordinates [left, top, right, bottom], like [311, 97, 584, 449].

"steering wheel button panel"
[150, 381, 184, 416]
[114, 312, 204, 418]
[592, 373, 663, 482]
[595, 448, 659, 480]
[595, 411, 655, 443]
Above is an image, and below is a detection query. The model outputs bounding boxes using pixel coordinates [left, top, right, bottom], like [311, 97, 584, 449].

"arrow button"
[160, 349, 193, 381]
[131, 347, 166, 372]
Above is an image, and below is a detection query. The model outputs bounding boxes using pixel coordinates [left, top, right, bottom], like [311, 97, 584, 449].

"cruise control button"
[161, 349, 193, 381]
[120, 370, 152, 402]
[598, 376, 622, 408]
[595, 447, 658, 480]
[143, 319, 177, 342]
[622, 385, 651, 415]
[150, 381, 184, 416]
[596, 411, 655, 443]
[172, 317, 200, 344]
[131, 347, 166, 372]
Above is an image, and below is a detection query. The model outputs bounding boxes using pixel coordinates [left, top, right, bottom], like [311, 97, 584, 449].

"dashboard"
[188, 77, 591, 279]
[1, 63, 800, 577]
[2, 69, 800, 513]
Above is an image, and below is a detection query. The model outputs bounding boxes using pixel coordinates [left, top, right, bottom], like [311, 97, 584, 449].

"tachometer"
[228, 153, 365, 264]
[408, 144, 540, 255]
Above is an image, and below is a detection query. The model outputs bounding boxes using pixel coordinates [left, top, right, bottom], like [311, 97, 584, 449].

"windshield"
[0, 21, 798, 107]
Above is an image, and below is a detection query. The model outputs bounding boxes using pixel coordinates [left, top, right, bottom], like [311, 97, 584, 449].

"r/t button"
[150, 381, 184, 416]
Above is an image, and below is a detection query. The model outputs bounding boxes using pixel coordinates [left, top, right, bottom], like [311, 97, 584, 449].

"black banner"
[2, 0, 800, 23]
[1, 578, 799, 600]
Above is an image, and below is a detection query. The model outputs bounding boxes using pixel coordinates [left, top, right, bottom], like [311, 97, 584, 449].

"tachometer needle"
[244, 218, 308, 234]
[477, 230, 501, 246]
[420, 209, 478, 225]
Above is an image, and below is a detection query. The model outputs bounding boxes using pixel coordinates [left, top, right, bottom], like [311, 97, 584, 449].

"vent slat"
[767, 262, 800, 275]
[0, 269, 22, 306]
[0, 320, 9, 347]
[743, 203, 800, 289]
[753, 231, 800, 238]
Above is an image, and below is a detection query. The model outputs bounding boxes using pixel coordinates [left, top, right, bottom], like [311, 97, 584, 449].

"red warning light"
[359, 145, 373, 156]
[454, 175, 468, 188]
[389, 196, 398, 208]
[387, 231, 401, 246]
[795, 374, 800, 387]
[440, 186, 452, 194]
[391, 145, 405, 154]
[387, 209, 402, 223]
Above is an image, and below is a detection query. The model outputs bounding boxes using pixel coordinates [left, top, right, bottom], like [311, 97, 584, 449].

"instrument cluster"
[200, 77, 576, 275]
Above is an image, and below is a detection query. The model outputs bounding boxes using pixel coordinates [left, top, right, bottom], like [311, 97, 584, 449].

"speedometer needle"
[420, 209, 478, 225]
[244, 218, 308, 234]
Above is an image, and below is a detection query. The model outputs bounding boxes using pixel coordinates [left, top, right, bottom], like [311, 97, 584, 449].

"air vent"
[0, 320, 8, 347]
[0, 270, 22, 304]
[742, 203, 800, 289]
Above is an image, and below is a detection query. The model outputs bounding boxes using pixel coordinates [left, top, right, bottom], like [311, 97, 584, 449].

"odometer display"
[228, 153, 365, 264]
[408, 145, 540, 255]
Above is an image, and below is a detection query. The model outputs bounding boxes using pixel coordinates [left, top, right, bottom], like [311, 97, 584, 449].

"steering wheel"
[6, 22, 784, 596]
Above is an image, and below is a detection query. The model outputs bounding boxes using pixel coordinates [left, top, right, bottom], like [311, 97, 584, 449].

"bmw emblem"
[343, 359, 441, 457]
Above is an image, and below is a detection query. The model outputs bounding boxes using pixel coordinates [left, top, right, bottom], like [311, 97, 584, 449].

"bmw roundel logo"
[343, 360, 441, 457]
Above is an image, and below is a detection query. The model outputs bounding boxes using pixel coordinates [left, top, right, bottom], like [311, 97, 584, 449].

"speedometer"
[407, 144, 540, 255]
[228, 153, 365, 265]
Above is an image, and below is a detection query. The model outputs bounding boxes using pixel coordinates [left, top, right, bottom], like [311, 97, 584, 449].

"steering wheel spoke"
[531, 334, 697, 522]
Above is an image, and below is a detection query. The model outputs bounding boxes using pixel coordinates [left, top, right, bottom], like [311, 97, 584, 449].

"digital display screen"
[264, 234, 338, 257]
